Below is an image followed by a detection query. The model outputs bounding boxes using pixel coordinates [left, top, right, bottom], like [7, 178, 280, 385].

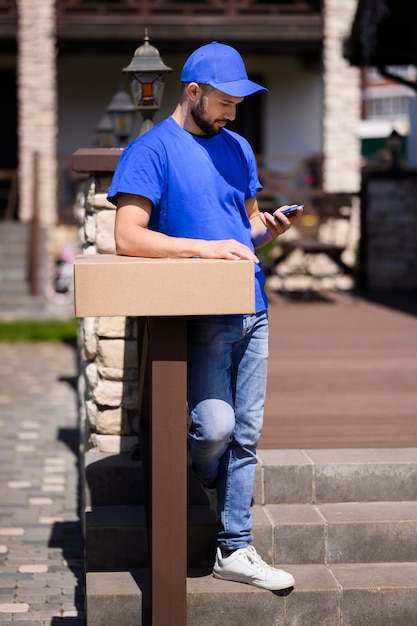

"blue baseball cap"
[181, 41, 268, 97]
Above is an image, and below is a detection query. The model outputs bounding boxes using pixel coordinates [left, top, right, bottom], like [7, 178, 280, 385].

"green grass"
[0, 319, 78, 342]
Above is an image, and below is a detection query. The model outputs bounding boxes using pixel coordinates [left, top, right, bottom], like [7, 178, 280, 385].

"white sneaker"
[213, 546, 295, 591]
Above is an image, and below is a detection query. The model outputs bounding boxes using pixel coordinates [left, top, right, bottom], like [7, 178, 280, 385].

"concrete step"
[85, 501, 417, 571]
[0, 222, 29, 244]
[85, 450, 216, 508]
[85, 505, 218, 571]
[85, 506, 148, 571]
[84, 447, 417, 508]
[255, 448, 417, 504]
[263, 501, 417, 565]
[85, 450, 144, 507]
[0, 223, 47, 258]
[0, 222, 48, 296]
[86, 562, 417, 626]
[84, 448, 417, 623]
[0, 292, 45, 310]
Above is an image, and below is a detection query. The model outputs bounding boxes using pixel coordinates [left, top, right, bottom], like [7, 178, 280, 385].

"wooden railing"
[57, 0, 322, 17]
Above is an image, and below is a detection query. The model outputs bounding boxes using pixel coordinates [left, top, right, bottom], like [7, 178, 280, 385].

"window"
[366, 96, 410, 120]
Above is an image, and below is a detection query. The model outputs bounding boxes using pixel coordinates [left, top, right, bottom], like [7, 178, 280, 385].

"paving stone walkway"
[0, 341, 85, 625]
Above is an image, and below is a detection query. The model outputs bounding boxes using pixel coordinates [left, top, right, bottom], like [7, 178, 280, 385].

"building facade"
[0, 0, 361, 229]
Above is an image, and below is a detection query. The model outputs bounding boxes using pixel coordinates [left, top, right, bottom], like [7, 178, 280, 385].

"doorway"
[0, 70, 18, 220]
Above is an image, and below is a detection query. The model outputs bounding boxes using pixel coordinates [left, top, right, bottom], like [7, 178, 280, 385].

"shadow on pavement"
[48, 425, 86, 624]
[51, 618, 86, 625]
[270, 286, 417, 318]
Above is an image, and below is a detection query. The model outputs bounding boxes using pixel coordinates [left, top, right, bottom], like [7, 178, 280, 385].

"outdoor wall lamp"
[123, 29, 172, 135]
[106, 88, 136, 146]
[94, 111, 114, 148]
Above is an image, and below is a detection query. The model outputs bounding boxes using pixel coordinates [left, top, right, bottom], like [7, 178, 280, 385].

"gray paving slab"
[0, 341, 85, 625]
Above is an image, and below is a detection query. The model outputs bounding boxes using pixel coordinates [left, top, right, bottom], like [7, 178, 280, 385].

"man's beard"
[191, 97, 223, 137]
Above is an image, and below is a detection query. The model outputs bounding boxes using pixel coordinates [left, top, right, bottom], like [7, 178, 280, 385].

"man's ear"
[186, 82, 201, 101]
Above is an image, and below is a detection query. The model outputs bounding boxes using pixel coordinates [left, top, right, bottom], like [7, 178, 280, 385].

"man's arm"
[114, 193, 260, 262]
[246, 197, 302, 249]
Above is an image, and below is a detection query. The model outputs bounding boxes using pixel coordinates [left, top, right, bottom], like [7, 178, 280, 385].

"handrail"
[28, 152, 40, 296]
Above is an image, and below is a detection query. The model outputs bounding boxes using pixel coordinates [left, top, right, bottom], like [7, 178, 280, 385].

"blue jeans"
[187, 310, 269, 551]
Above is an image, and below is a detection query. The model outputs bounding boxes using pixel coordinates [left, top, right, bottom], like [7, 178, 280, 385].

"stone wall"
[77, 175, 139, 453]
[322, 0, 362, 194]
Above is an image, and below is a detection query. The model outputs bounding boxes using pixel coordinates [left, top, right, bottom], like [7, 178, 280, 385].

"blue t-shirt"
[108, 116, 267, 312]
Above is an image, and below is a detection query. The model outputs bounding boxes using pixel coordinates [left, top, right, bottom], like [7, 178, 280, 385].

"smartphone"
[277, 205, 303, 217]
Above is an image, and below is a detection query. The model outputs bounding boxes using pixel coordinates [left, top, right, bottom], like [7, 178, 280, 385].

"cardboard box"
[74, 255, 255, 317]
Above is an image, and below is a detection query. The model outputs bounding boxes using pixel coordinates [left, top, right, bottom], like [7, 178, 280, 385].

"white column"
[17, 0, 57, 225]
[322, 0, 362, 193]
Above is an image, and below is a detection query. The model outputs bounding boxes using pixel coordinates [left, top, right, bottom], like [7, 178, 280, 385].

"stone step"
[85, 448, 221, 508]
[0, 222, 29, 244]
[84, 447, 417, 508]
[255, 448, 417, 504]
[85, 450, 144, 507]
[84, 449, 417, 621]
[85, 501, 417, 571]
[85, 505, 218, 571]
[262, 501, 417, 565]
[86, 562, 417, 626]
[0, 220, 28, 234]
[0, 223, 48, 296]
[0, 292, 45, 310]
[0, 223, 47, 256]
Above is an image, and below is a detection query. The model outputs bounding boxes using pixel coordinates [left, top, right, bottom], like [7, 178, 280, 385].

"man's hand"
[263, 204, 303, 236]
[249, 203, 303, 249]
[197, 239, 259, 263]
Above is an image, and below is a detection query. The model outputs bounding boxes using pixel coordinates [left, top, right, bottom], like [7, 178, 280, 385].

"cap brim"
[211, 79, 268, 97]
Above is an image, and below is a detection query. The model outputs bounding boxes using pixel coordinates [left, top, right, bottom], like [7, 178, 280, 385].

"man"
[108, 41, 301, 591]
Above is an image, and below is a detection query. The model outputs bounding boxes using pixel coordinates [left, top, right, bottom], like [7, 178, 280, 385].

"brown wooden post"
[148, 316, 187, 625]
[28, 151, 40, 295]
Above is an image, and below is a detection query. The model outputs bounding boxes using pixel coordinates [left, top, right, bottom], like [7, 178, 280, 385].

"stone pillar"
[73, 151, 140, 454]
[17, 0, 57, 225]
[322, 0, 362, 193]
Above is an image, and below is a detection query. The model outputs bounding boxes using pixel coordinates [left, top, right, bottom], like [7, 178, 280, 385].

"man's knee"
[189, 399, 235, 446]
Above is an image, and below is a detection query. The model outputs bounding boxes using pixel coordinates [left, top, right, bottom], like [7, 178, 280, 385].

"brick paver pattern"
[0, 342, 85, 625]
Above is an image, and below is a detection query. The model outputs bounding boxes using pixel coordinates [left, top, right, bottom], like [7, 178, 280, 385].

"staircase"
[84, 446, 417, 625]
[0, 221, 48, 316]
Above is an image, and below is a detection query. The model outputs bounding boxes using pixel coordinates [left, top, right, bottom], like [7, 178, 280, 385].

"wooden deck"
[261, 289, 417, 449]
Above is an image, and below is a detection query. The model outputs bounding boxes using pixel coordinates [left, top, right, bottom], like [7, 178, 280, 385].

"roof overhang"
[345, 0, 417, 68]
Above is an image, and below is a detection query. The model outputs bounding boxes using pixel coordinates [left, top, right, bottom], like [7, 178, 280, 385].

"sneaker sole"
[212, 570, 295, 591]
